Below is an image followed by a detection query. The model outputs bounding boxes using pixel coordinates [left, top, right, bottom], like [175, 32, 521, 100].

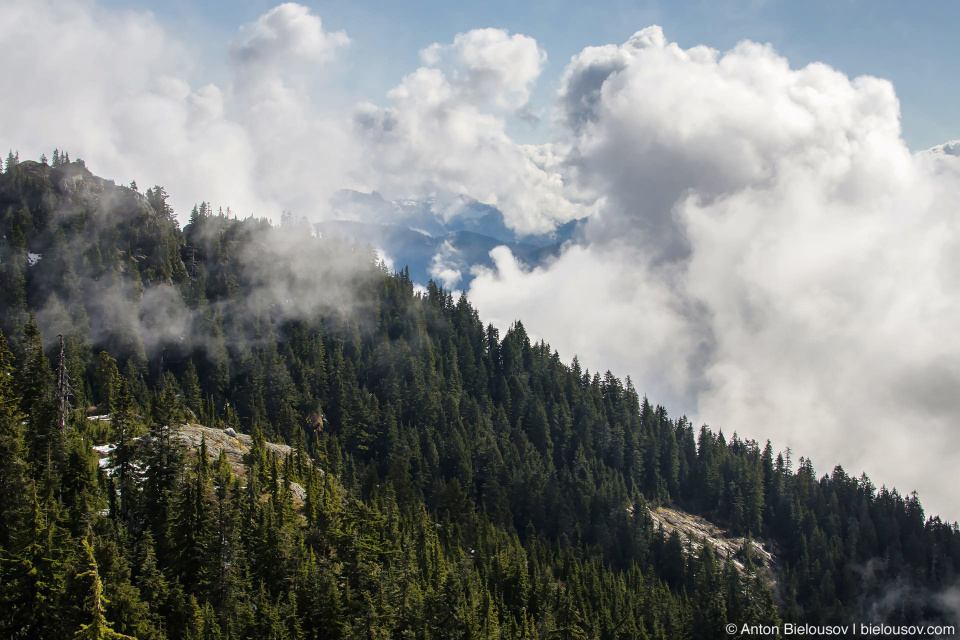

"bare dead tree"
[56, 333, 73, 433]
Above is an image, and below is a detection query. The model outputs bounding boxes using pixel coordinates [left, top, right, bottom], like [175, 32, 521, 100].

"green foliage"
[74, 537, 136, 640]
[0, 162, 957, 638]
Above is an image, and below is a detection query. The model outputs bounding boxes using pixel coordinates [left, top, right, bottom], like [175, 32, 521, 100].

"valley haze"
[3, 0, 960, 523]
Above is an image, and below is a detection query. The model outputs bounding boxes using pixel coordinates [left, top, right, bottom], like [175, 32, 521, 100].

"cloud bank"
[471, 26, 960, 520]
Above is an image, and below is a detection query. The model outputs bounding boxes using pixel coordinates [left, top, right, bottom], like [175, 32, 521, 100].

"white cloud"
[231, 2, 349, 67]
[429, 239, 464, 289]
[0, 2, 585, 234]
[230, 2, 349, 100]
[930, 140, 960, 157]
[352, 29, 590, 235]
[421, 28, 546, 110]
[0, 0, 258, 218]
[470, 245, 702, 402]
[472, 26, 960, 520]
[0, 0, 354, 222]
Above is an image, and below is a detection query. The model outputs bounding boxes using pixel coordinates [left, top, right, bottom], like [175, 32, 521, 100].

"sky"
[3, 0, 960, 520]
[94, 0, 960, 151]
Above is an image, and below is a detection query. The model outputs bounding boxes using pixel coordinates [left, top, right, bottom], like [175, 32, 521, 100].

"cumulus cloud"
[470, 245, 704, 401]
[420, 28, 546, 110]
[231, 3, 349, 68]
[230, 2, 349, 99]
[471, 26, 960, 520]
[352, 29, 590, 235]
[0, 0, 264, 219]
[1, 2, 583, 235]
[227, 5, 358, 218]
[930, 140, 960, 157]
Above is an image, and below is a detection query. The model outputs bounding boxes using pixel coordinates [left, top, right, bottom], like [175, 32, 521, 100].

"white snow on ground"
[92, 443, 116, 470]
[27, 252, 42, 266]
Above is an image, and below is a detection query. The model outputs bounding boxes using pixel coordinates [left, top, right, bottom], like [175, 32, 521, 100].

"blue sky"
[103, 0, 959, 150]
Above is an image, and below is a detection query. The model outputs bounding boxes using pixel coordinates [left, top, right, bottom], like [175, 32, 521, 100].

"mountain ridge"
[1, 156, 957, 638]
[324, 189, 585, 288]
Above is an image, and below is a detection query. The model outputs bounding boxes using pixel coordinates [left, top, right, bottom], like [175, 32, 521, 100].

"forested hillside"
[1, 154, 957, 638]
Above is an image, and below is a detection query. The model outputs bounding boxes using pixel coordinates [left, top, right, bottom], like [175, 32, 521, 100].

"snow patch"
[92, 443, 116, 471]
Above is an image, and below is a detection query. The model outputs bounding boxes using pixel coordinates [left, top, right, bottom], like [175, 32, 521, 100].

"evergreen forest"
[0, 154, 957, 638]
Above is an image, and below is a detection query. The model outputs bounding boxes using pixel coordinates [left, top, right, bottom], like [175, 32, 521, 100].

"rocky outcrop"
[177, 424, 311, 502]
[649, 506, 779, 582]
[91, 421, 311, 503]
[9, 160, 153, 219]
[177, 423, 295, 471]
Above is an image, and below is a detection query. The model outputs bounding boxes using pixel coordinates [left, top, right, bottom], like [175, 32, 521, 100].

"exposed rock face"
[8, 160, 156, 221]
[177, 424, 311, 502]
[177, 423, 295, 471]
[649, 506, 779, 581]
[91, 421, 311, 503]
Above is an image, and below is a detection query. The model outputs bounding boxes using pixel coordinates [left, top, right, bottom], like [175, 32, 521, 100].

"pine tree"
[0, 329, 30, 547]
[171, 435, 213, 594]
[112, 380, 142, 525]
[550, 592, 590, 640]
[0, 487, 62, 638]
[182, 360, 202, 418]
[74, 538, 136, 640]
[0, 330, 48, 638]
[93, 351, 121, 414]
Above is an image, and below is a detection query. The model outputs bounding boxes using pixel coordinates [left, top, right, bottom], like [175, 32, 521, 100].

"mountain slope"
[0, 157, 957, 638]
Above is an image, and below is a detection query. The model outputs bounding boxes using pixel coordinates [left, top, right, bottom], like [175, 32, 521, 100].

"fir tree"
[74, 538, 136, 640]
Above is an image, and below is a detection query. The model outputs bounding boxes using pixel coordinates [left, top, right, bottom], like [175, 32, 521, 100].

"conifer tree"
[0, 329, 29, 547]
[0, 160, 955, 635]
[94, 352, 121, 414]
[74, 538, 135, 640]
